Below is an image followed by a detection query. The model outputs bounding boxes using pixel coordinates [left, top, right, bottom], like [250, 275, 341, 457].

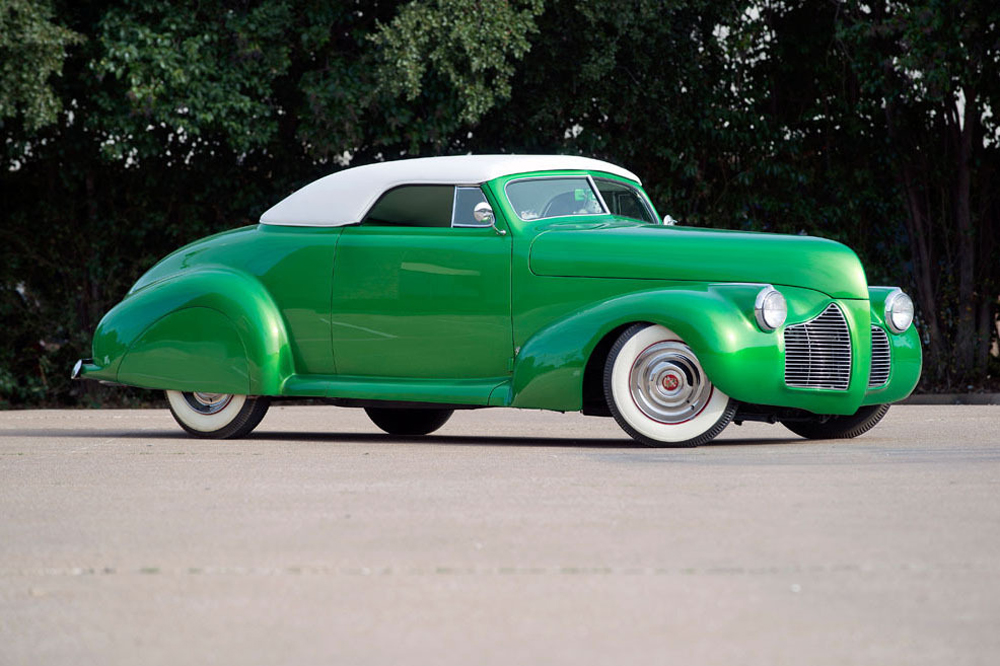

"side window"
[595, 179, 657, 224]
[452, 187, 490, 227]
[363, 185, 454, 227]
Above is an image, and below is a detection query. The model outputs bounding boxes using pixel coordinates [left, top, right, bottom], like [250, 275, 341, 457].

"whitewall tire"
[166, 391, 270, 439]
[604, 324, 736, 447]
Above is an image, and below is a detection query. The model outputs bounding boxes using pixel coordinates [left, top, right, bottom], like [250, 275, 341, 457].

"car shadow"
[256, 431, 645, 448]
[0, 428, 802, 449]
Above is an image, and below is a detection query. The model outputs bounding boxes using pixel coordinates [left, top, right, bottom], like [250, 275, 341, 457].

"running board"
[281, 374, 511, 407]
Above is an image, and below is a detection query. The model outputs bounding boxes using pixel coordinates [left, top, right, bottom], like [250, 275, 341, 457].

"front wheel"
[604, 324, 736, 447]
[166, 391, 270, 439]
[365, 407, 454, 436]
[781, 404, 890, 440]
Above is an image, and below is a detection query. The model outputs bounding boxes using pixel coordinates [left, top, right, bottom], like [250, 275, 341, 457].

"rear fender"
[88, 267, 293, 394]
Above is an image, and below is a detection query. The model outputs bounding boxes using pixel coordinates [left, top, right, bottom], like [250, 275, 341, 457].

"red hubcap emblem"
[662, 374, 680, 391]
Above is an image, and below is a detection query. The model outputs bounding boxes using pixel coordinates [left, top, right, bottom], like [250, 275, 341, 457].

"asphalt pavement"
[1, 404, 998, 666]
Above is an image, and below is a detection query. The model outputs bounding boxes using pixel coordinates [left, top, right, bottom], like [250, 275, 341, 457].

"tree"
[0, 0, 82, 130]
[689, 0, 998, 388]
[459, 0, 754, 223]
[1, 0, 997, 406]
[0, 0, 546, 406]
[835, 0, 1000, 386]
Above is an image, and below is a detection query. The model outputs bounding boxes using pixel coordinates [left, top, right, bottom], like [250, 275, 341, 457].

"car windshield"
[505, 177, 606, 221]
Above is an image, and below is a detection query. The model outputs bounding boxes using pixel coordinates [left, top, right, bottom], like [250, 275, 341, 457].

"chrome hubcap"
[629, 341, 711, 424]
[184, 392, 233, 415]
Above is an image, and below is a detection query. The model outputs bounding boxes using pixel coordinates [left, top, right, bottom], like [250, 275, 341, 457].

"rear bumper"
[71, 358, 92, 379]
[71, 358, 118, 384]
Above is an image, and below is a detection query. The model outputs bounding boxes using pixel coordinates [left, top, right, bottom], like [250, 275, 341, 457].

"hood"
[528, 223, 868, 299]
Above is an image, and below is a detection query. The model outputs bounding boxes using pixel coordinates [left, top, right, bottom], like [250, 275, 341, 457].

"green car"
[73, 155, 921, 446]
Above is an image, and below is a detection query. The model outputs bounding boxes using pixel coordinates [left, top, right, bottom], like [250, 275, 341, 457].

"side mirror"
[473, 202, 494, 224]
[474, 202, 506, 236]
[663, 214, 678, 226]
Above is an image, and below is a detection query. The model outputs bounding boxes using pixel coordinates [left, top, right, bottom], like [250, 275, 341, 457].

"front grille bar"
[869, 326, 891, 387]
[784, 304, 852, 390]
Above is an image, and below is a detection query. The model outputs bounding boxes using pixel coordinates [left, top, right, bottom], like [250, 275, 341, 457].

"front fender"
[510, 284, 869, 415]
[84, 266, 293, 395]
[510, 285, 759, 410]
[862, 287, 922, 405]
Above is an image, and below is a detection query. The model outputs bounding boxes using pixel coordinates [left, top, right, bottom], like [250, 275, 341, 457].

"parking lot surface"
[1, 404, 998, 665]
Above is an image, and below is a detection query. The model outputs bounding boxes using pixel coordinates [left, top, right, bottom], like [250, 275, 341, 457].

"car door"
[330, 184, 513, 380]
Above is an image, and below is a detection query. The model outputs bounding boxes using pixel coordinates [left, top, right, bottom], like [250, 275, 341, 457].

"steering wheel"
[541, 192, 579, 217]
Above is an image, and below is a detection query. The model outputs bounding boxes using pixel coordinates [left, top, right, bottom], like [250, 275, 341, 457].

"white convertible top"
[259, 154, 641, 227]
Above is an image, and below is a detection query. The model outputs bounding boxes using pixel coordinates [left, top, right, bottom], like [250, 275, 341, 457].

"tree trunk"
[898, 163, 942, 368]
[952, 88, 977, 381]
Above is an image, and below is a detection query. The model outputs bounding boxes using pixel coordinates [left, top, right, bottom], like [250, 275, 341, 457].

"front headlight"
[884, 289, 914, 333]
[754, 285, 787, 331]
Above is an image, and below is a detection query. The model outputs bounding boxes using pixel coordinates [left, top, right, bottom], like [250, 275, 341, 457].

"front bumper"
[706, 286, 921, 416]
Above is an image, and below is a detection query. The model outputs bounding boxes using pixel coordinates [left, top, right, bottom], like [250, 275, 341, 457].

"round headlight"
[885, 289, 914, 333]
[755, 286, 787, 331]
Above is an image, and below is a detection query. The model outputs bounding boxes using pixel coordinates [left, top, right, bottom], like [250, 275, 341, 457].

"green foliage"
[370, 0, 543, 124]
[833, 0, 1000, 386]
[0, 0, 83, 130]
[1, 0, 997, 406]
[462, 0, 746, 219]
[91, 0, 295, 158]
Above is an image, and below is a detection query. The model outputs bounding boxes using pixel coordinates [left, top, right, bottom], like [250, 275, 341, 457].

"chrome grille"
[869, 326, 891, 387]
[784, 304, 852, 390]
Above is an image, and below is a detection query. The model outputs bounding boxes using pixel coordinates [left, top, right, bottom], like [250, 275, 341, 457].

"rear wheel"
[365, 407, 454, 436]
[166, 391, 270, 439]
[604, 323, 735, 447]
[782, 404, 890, 440]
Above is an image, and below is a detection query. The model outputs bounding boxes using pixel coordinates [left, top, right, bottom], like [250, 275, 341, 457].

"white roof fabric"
[259, 154, 642, 227]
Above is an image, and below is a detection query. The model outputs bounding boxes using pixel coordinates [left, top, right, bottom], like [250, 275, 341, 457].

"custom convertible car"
[73, 155, 921, 446]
